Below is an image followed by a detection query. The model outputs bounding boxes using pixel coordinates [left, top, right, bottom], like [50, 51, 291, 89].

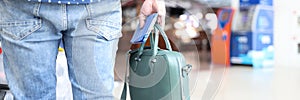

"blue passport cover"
[130, 13, 158, 44]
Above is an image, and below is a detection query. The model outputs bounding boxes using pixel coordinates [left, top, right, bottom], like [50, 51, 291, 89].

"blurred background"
[114, 0, 300, 100]
[0, 0, 300, 100]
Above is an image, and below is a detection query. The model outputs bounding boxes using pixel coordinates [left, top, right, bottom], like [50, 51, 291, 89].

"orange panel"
[211, 8, 235, 66]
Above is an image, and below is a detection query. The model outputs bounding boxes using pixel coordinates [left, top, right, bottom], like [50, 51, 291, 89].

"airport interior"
[0, 0, 300, 100]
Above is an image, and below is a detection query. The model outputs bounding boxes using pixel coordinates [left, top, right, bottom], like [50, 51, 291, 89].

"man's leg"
[62, 1, 122, 99]
[0, 0, 61, 99]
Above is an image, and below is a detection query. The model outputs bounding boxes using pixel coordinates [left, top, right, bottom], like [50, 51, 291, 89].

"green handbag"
[121, 24, 192, 100]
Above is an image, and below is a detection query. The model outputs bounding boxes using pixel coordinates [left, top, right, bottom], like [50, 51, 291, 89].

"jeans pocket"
[0, 19, 42, 40]
[86, 19, 122, 41]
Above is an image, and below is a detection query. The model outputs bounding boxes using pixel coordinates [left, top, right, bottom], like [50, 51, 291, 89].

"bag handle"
[135, 24, 172, 60]
[151, 26, 159, 57]
[154, 24, 172, 51]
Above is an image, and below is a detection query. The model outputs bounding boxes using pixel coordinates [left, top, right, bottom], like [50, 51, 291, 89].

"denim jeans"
[0, 0, 122, 99]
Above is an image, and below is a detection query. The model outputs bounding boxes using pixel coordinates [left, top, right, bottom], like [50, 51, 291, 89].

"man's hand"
[139, 0, 166, 28]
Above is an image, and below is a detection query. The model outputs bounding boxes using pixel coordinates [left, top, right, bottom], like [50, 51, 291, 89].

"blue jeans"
[0, 0, 122, 99]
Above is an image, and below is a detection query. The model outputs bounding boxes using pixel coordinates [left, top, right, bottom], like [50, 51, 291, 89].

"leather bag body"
[122, 24, 192, 100]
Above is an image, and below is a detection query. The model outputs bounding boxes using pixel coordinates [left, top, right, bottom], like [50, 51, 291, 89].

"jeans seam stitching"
[61, 4, 67, 30]
[33, 2, 41, 17]
[18, 19, 42, 40]
[85, 4, 92, 19]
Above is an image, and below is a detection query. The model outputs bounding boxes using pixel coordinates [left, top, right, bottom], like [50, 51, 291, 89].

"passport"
[130, 13, 158, 44]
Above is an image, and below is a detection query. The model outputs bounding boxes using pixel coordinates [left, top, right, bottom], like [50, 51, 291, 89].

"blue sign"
[240, 0, 272, 8]
[260, 0, 273, 6]
[240, 0, 259, 8]
[230, 5, 274, 67]
[254, 7, 274, 33]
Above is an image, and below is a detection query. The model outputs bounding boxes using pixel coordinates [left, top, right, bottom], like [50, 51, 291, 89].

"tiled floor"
[214, 66, 300, 100]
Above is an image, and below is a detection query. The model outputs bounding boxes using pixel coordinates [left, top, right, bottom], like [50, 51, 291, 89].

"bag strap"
[120, 82, 127, 100]
[120, 51, 131, 100]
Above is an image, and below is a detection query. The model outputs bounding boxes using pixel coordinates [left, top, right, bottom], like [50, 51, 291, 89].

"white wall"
[231, 0, 239, 9]
[274, 0, 300, 68]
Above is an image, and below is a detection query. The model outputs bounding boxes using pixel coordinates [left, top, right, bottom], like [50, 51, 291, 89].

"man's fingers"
[156, 0, 166, 28]
[157, 16, 162, 25]
[139, 0, 154, 28]
[152, 0, 158, 13]
[157, 15, 165, 29]
[139, 14, 146, 28]
[140, 0, 154, 16]
[139, 0, 166, 28]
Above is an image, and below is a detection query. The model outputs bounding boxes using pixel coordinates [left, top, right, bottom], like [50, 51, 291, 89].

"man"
[0, 0, 165, 99]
